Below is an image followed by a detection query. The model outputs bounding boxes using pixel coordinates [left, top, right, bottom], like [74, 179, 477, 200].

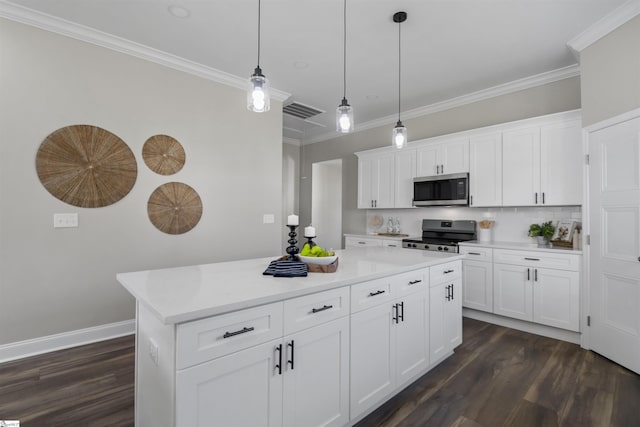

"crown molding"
[567, 0, 640, 54]
[303, 64, 580, 145]
[0, 1, 290, 102]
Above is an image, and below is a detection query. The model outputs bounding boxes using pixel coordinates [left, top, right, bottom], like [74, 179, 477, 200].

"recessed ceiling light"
[293, 61, 309, 69]
[366, 95, 379, 100]
[168, 5, 191, 18]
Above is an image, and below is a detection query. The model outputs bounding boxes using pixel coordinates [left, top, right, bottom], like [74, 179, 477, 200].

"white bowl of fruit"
[298, 244, 337, 265]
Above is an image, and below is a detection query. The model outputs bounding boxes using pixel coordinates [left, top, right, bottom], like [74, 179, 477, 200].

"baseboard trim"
[0, 319, 135, 363]
[463, 308, 581, 345]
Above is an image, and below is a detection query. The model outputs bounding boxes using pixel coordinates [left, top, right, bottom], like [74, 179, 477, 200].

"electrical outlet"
[148, 338, 159, 365]
[53, 213, 78, 228]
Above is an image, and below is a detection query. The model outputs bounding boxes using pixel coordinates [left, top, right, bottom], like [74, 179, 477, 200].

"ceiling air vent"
[283, 102, 325, 120]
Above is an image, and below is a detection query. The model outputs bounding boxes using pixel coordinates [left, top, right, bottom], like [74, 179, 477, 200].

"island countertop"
[117, 247, 464, 325]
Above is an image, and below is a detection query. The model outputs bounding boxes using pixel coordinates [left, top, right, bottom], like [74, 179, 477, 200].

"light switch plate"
[263, 214, 275, 224]
[53, 213, 78, 228]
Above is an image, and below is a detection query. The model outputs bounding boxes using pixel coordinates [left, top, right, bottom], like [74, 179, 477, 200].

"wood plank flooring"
[0, 335, 134, 427]
[1, 319, 638, 427]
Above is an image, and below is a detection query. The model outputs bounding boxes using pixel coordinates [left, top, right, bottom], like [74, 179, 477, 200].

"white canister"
[478, 228, 492, 242]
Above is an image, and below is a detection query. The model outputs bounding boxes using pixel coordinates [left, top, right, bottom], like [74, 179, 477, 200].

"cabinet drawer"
[392, 268, 429, 297]
[493, 249, 580, 271]
[459, 246, 493, 262]
[345, 237, 383, 248]
[351, 276, 394, 312]
[382, 239, 402, 248]
[283, 287, 350, 335]
[430, 260, 462, 285]
[176, 302, 283, 369]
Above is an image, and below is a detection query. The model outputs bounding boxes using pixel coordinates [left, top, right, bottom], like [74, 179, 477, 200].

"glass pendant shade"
[247, 66, 271, 113]
[393, 120, 407, 149]
[336, 98, 354, 133]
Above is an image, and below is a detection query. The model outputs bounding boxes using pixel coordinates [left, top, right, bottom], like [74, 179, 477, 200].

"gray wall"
[580, 15, 640, 127]
[0, 19, 284, 344]
[299, 77, 581, 238]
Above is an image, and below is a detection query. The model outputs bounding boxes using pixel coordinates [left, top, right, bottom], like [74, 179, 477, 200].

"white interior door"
[312, 159, 342, 250]
[588, 115, 640, 375]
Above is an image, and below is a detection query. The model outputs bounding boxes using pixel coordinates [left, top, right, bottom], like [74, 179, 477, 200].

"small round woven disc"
[147, 182, 202, 234]
[36, 125, 137, 208]
[142, 134, 186, 175]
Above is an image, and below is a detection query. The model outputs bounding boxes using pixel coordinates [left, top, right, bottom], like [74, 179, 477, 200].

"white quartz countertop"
[459, 240, 582, 255]
[117, 247, 463, 325]
[344, 233, 409, 240]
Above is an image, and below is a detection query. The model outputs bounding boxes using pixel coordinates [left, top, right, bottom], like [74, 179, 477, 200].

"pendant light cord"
[257, 0, 261, 67]
[343, 0, 347, 99]
[397, 17, 401, 122]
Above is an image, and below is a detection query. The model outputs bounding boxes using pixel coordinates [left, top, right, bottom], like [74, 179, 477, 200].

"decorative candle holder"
[286, 225, 300, 260]
[305, 236, 317, 249]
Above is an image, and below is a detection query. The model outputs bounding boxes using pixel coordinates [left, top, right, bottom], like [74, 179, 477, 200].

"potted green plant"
[528, 221, 555, 246]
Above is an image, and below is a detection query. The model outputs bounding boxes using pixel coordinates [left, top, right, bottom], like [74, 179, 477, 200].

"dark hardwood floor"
[1, 319, 638, 427]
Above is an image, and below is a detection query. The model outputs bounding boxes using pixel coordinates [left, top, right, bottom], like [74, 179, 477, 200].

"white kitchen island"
[118, 247, 464, 427]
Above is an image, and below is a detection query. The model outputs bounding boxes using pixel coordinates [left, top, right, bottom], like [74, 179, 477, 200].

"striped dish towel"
[263, 259, 308, 277]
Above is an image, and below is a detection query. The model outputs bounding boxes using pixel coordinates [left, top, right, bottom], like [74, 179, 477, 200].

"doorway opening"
[311, 159, 343, 251]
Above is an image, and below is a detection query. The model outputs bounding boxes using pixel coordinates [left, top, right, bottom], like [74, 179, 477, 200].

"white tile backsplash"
[366, 206, 581, 243]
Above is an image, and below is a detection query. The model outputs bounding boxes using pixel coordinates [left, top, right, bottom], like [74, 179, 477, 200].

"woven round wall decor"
[142, 134, 186, 175]
[147, 182, 202, 235]
[36, 125, 137, 208]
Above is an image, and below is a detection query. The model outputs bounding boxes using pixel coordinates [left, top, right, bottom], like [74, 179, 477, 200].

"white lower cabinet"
[176, 339, 284, 427]
[459, 247, 493, 313]
[350, 269, 430, 420]
[176, 316, 349, 427]
[429, 271, 462, 365]
[492, 249, 580, 332]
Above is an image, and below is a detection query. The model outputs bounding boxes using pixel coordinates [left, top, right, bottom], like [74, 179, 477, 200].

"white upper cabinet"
[394, 149, 417, 208]
[502, 114, 582, 206]
[416, 137, 469, 177]
[469, 132, 502, 207]
[357, 151, 395, 209]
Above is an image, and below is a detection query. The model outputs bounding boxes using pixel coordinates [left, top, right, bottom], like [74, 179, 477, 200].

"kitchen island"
[118, 247, 464, 427]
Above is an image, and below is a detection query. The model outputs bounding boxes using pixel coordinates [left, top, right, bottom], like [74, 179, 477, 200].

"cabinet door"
[416, 144, 440, 177]
[283, 317, 349, 427]
[445, 280, 463, 350]
[533, 268, 580, 332]
[469, 132, 502, 207]
[375, 154, 395, 208]
[440, 137, 469, 175]
[176, 339, 283, 427]
[357, 157, 375, 209]
[395, 148, 417, 208]
[395, 292, 428, 387]
[429, 282, 447, 364]
[540, 119, 583, 206]
[493, 263, 533, 322]
[502, 126, 540, 206]
[350, 303, 395, 419]
[462, 260, 493, 313]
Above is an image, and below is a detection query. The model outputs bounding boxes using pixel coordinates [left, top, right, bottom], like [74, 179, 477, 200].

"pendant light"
[247, 0, 271, 112]
[392, 11, 407, 149]
[336, 0, 354, 133]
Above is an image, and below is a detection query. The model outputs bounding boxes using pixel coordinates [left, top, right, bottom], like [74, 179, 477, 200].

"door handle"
[441, 164, 444, 174]
[392, 303, 399, 324]
[535, 192, 538, 204]
[408, 279, 422, 285]
[542, 192, 545, 204]
[223, 326, 254, 339]
[287, 340, 295, 370]
[398, 301, 404, 322]
[534, 269, 538, 282]
[436, 165, 440, 174]
[275, 344, 283, 375]
[311, 304, 333, 314]
[369, 290, 386, 297]
[467, 252, 481, 255]
[527, 268, 530, 281]
[444, 269, 454, 274]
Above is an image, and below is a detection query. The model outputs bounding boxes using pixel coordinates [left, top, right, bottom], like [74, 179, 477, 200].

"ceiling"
[4, 0, 629, 143]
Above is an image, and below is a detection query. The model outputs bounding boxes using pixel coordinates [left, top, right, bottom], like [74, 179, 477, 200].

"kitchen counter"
[344, 233, 408, 240]
[459, 240, 582, 254]
[117, 247, 463, 324]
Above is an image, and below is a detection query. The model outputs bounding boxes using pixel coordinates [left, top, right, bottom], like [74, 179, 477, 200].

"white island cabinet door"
[175, 339, 283, 427]
[350, 303, 395, 419]
[395, 291, 429, 388]
[283, 317, 350, 427]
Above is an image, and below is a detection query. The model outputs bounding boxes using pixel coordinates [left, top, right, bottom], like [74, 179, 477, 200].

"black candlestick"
[286, 225, 300, 260]
[305, 236, 317, 249]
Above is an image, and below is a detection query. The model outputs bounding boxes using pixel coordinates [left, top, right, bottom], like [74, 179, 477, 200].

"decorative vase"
[536, 236, 549, 247]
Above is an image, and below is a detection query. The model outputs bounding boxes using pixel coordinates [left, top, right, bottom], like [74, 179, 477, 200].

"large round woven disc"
[147, 182, 202, 234]
[142, 134, 186, 175]
[36, 125, 137, 208]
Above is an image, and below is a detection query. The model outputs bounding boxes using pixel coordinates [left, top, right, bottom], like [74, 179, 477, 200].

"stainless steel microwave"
[413, 173, 469, 206]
